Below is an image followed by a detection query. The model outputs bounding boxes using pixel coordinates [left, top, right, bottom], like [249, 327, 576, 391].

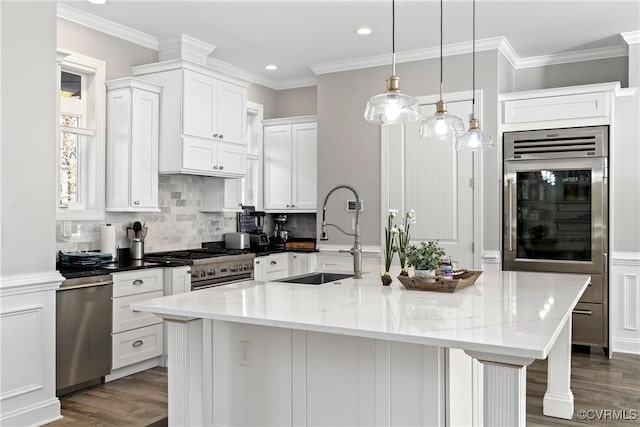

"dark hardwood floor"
[48, 350, 639, 426]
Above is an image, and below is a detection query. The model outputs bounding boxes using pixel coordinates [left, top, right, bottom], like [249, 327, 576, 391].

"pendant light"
[364, 0, 420, 125]
[456, 0, 493, 151]
[419, 0, 464, 143]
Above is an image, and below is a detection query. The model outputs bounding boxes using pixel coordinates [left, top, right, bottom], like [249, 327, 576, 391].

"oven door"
[503, 157, 607, 274]
[191, 272, 253, 291]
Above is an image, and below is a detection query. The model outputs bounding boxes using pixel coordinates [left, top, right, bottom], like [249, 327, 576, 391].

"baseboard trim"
[0, 397, 61, 426]
[611, 338, 640, 356]
[105, 357, 162, 382]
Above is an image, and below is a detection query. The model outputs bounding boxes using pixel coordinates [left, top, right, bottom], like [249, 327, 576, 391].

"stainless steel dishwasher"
[56, 274, 112, 396]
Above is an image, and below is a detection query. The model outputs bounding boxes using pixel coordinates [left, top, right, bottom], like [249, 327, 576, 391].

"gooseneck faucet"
[320, 184, 362, 279]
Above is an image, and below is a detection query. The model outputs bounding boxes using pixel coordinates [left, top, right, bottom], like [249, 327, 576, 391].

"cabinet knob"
[292, 204, 296, 207]
[256, 260, 260, 264]
[219, 134, 224, 139]
[219, 165, 224, 170]
[134, 200, 140, 205]
[213, 133, 219, 138]
[286, 204, 290, 207]
[213, 165, 219, 170]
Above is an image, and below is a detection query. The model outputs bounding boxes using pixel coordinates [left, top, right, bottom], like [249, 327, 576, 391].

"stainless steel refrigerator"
[503, 125, 608, 354]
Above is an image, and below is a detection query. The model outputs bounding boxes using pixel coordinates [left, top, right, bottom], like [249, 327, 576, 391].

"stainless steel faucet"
[320, 184, 362, 279]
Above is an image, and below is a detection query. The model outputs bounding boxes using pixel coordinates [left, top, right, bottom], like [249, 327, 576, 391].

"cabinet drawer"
[113, 269, 163, 297]
[113, 290, 163, 333]
[572, 303, 605, 346]
[264, 253, 289, 281]
[579, 274, 605, 304]
[112, 323, 163, 370]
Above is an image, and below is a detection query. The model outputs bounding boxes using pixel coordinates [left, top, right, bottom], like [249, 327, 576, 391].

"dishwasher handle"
[59, 280, 113, 291]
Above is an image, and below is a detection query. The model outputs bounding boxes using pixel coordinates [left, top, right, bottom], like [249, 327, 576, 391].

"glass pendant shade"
[419, 101, 465, 142]
[364, 76, 421, 124]
[456, 118, 494, 151]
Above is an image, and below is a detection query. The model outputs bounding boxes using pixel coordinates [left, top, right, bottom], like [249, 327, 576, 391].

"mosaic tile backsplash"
[56, 175, 237, 254]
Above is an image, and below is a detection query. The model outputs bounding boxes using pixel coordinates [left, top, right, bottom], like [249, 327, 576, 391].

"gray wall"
[317, 51, 500, 248]
[57, 19, 157, 80]
[248, 83, 278, 119]
[1, 2, 57, 275]
[515, 56, 628, 92]
[275, 86, 317, 117]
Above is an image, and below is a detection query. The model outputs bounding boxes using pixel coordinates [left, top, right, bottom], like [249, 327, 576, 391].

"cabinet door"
[223, 178, 244, 210]
[183, 69, 217, 139]
[217, 81, 246, 144]
[291, 122, 317, 210]
[254, 257, 265, 281]
[264, 125, 293, 210]
[165, 266, 192, 295]
[217, 141, 246, 176]
[183, 136, 218, 172]
[106, 87, 132, 210]
[130, 88, 159, 208]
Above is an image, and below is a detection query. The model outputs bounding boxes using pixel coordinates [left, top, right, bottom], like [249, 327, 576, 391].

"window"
[56, 51, 106, 220]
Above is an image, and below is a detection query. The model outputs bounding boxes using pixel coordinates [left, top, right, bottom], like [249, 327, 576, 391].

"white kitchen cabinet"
[163, 265, 192, 296]
[132, 60, 248, 177]
[264, 116, 317, 212]
[107, 268, 164, 381]
[105, 78, 161, 212]
[289, 252, 316, 276]
[253, 253, 290, 282]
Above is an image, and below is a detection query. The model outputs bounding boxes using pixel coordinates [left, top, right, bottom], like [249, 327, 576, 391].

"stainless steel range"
[146, 248, 255, 290]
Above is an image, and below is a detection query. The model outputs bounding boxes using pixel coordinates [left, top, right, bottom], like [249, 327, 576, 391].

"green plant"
[407, 241, 446, 271]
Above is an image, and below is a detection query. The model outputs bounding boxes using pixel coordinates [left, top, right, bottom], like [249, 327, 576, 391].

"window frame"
[56, 50, 106, 220]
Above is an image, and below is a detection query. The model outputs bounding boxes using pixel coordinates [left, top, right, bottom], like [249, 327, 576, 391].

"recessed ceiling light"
[88, 0, 107, 4]
[355, 27, 372, 36]
[265, 64, 278, 71]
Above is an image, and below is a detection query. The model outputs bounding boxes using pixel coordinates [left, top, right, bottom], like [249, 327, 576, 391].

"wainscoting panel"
[610, 252, 640, 355]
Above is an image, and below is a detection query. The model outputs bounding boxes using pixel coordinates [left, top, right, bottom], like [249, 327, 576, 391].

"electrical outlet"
[239, 340, 253, 367]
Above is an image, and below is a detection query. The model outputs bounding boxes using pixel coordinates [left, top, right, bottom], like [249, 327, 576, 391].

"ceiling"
[59, 0, 639, 89]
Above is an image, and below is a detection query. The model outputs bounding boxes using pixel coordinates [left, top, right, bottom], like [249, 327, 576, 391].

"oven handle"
[192, 274, 253, 291]
[507, 178, 513, 252]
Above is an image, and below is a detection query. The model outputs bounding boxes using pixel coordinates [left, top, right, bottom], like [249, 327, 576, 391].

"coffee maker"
[272, 214, 289, 249]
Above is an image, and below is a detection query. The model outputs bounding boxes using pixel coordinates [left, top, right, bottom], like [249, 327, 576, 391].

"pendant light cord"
[439, 0, 443, 99]
[391, 0, 396, 76]
[471, 0, 476, 119]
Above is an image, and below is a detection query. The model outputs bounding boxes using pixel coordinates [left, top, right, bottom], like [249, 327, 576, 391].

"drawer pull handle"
[132, 279, 144, 285]
[132, 340, 144, 347]
[573, 309, 593, 316]
[270, 261, 277, 265]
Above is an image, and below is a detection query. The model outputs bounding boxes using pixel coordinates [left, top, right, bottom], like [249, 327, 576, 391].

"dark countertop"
[58, 259, 188, 280]
[252, 248, 319, 257]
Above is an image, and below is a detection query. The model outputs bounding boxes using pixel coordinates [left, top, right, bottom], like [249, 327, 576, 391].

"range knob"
[199, 270, 207, 278]
[207, 268, 216, 276]
[245, 264, 252, 271]
[191, 271, 198, 279]
[230, 265, 238, 272]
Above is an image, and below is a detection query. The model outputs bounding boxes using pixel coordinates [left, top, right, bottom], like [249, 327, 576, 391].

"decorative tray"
[397, 270, 483, 293]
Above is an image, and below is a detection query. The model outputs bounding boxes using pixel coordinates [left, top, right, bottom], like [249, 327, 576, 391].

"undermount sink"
[276, 272, 353, 285]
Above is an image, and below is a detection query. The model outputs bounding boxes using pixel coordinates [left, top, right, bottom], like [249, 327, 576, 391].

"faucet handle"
[339, 248, 355, 255]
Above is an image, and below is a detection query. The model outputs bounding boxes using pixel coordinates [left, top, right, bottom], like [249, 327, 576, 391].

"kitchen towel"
[100, 224, 117, 260]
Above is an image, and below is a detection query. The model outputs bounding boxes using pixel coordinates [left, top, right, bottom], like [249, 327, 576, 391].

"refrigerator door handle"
[507, 178, 514, 252]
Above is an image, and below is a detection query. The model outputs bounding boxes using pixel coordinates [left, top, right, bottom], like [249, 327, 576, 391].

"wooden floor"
[48, 350, 639, 426]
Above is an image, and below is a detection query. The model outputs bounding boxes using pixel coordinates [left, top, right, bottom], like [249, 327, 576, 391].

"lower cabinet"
[107, 268, 164, 381]
[289, 252, 316, 276]
[254, 253, 289, 281]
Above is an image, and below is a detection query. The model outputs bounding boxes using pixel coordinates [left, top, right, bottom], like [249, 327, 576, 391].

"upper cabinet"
[132, 60, 248, 178]
[263, 116, 317, 212]
[106, 78, 162, 212]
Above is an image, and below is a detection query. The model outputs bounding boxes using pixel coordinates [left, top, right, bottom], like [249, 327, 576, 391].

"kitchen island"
[131, 269, 589, 426]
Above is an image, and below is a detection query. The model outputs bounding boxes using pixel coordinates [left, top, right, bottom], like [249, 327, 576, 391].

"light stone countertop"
[131, 268, 589, 359]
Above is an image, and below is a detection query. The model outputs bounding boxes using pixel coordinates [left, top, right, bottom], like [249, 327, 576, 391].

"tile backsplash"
[56, 175, 237, 254]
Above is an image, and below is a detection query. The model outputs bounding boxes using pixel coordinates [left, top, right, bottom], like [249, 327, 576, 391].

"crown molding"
[57, 3, 159, 50]
[206, 58, 318, 90]
[516, 45, 628, 69]
[311, 37, 508, 75]
[621, 31, 640, 45]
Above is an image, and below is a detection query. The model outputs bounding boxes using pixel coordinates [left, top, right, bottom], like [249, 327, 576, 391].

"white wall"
[1, 4, 63, 425]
